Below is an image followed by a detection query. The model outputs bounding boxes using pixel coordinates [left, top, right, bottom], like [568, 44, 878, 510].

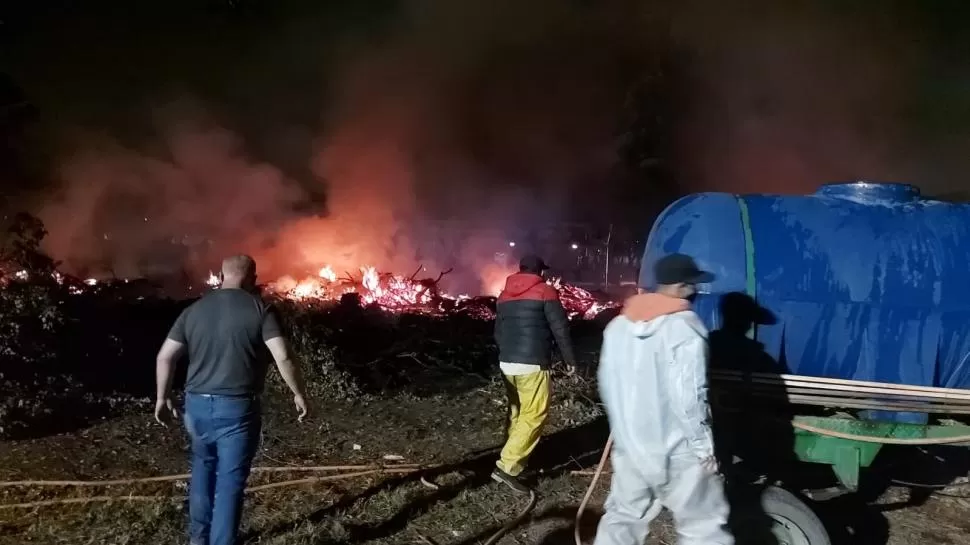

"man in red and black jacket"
[491, 254, 576, 493]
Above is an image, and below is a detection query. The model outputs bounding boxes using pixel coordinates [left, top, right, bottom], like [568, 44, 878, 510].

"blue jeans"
[184, 393, 261, 545]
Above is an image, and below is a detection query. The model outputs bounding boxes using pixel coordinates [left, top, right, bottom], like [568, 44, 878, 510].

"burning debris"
[266, 266, 463, 309]
[2, 260, 618, 321]
[259, 264, 618, 320]
[548, 278, 618, 320]
[0, 267, 131, 297]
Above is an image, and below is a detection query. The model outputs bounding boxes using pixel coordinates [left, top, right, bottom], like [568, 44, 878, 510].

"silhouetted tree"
[0, 212, 57, 277]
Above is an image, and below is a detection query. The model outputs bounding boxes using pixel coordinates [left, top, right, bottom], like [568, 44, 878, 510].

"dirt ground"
[1, 374, 970, 545]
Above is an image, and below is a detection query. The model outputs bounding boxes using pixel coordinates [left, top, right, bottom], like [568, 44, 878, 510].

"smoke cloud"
[7, 1, 970, 292]
[18, 0, 651, 294]
[670, 1, 934, 195]
[40, 103, 307, 279]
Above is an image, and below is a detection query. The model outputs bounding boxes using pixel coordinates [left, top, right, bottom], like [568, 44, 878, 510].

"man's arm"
[494, 309, 505, 349]
[156, 309, 188, 402]
[264, 336, 308, 400]
[670, 329, 716, 461]
[543, 295, 577, 367]
[155, 339, 185, 402]
[155, 310, 188, 426]
[262, 306, 309, 419]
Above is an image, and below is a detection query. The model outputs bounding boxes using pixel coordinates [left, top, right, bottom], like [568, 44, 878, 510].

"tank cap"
[816, 182, 921, 203]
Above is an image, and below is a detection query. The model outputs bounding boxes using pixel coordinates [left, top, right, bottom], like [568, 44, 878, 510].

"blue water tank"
[641, 182, 970, 423]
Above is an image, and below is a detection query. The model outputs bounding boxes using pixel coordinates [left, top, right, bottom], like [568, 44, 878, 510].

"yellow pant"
[497, 370, 551, 477]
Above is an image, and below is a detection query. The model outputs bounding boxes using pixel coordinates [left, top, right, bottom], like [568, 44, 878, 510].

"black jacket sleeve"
[544, 298, 576, 366]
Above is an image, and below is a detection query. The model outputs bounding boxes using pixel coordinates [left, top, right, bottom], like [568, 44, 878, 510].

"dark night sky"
[3, 0, 970, 280]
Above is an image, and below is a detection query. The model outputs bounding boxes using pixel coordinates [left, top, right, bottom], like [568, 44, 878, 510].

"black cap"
[654, 253, 714, 285]
[519, 254, 549, 274]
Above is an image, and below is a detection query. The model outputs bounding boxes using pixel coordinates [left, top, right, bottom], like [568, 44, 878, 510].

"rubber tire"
[760, 486, 832, 545]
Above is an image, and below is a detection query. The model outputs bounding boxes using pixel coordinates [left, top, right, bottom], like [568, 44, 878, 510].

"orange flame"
[259, 259, 616, 320]
[264, 262, 468, 313]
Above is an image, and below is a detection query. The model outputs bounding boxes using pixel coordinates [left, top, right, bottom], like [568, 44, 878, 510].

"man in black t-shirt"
[155, 255, 309, 545]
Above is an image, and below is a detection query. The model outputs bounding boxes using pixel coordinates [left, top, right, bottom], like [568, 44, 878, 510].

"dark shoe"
[491, 468, 531, 495]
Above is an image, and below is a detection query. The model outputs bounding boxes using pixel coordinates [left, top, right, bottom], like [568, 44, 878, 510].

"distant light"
[509, 241, 516, 247]
[570, 243, 579, 250]
[84, 278, 97, 286]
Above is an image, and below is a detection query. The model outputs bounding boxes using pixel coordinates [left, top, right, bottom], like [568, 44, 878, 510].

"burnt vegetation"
[0, 216, 618, 545]
[0, 214, 609, 440]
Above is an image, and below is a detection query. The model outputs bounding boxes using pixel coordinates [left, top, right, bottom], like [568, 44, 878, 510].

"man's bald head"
[221, 255, 257, 289]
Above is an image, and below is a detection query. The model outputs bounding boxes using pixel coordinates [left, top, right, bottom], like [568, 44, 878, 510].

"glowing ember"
[263, 263, 616, 320]
[546, 277, 620, 320]
[267, 265, 449, 312]
[318, 266, 336, 282]
[292, 280, 319, 299]
[0, 260, 615, 320]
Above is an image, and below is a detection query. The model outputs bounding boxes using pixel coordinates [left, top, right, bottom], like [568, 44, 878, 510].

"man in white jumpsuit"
[593, 253, 734, 545]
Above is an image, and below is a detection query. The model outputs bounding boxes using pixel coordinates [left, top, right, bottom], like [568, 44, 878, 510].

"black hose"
[483, 489, 538, 545]
[411, 489, 537, 545]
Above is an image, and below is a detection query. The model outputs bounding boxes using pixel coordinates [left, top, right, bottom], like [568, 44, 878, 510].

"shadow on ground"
[242, 419, 609, 545]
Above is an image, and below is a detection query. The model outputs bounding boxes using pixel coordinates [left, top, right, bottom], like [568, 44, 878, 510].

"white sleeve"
[670, 330, 715, 460]
[596, 322, 619, 394]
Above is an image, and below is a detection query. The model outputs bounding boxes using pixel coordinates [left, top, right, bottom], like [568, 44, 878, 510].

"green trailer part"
[707, 384, 970, 545]
[792, 416, 970, 492]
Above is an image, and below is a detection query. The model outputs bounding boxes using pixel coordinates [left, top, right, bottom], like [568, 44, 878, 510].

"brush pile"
[0, 213, 615, 438]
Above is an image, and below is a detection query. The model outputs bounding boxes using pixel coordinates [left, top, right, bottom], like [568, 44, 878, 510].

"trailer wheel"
[759, 486, 831, 545]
